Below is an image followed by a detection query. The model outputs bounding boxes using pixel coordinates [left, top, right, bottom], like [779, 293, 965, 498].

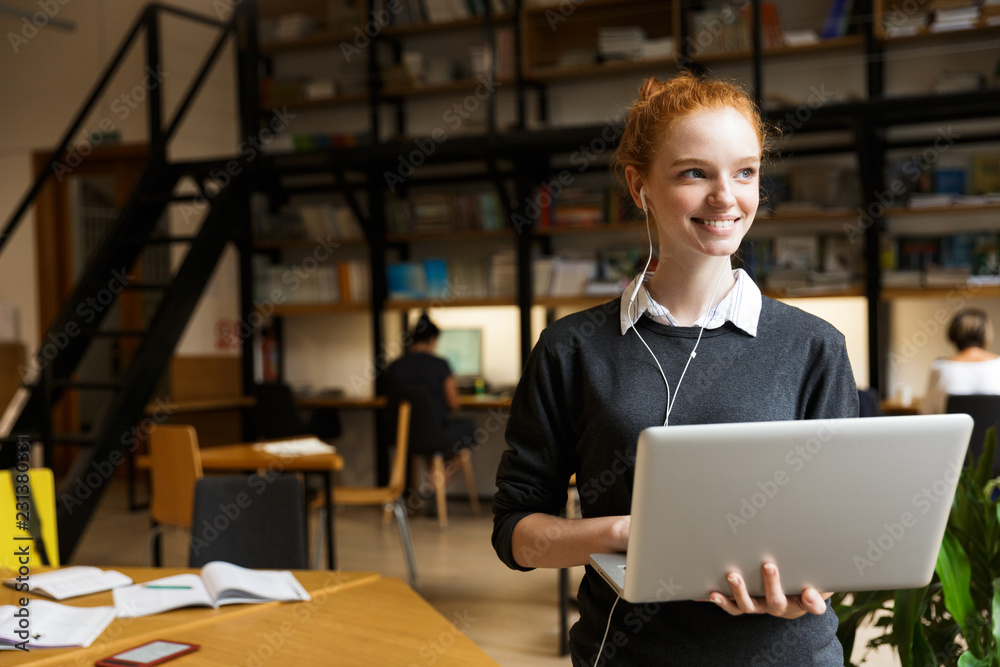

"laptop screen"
[436, 328, 483, 378]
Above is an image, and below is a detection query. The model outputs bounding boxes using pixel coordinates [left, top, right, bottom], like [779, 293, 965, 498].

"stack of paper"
[0, 600, 115, 649]
[3, 566, 132, 600]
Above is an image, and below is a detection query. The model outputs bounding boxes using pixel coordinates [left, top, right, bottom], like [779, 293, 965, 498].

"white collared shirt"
[619, 268, 762, 336]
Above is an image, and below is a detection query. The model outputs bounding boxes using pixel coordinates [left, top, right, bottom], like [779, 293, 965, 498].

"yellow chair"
[311, 400, 418, 586]
[0, 467, 59, 571]
[146, 424, 203, 566]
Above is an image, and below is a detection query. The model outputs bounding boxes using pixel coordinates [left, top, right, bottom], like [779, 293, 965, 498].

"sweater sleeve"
[803, 331, 860, 420]
[492, 332, 578, 572]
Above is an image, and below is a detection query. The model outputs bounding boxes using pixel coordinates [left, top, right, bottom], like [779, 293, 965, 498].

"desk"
[881, 398, 922, 415]
[298, 395, 511, 410]
[1, 568, 499, 666]
[299, 395, 512, 485]
[198, 443, 344, 571]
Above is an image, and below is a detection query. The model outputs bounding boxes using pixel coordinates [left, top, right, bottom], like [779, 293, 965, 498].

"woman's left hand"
[710, 563, 831, 619]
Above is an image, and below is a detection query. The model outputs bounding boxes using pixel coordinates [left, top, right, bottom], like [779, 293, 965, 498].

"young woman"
[921, 308, 1000, 414]
[492, 73, 859, 665]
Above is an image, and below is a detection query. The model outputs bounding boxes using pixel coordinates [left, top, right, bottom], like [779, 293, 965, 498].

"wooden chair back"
[149, 424, 204, 529]
[385, 400, 412, 499]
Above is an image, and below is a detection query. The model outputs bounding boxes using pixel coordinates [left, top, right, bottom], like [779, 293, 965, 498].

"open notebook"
[113, 561, 309, 618]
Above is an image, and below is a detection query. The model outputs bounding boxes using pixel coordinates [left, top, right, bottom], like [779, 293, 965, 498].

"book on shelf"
[882, 270, 924, 288]
[488, 250, 517, 298]
[773, 235, 819, 271]
[924, 265, 972, 288]
[385, 190, 507, 235]
[3, 566, 132, 601]
[0, 599, 116, 649]
[548, 256, 598, 297]
[388, 261, 429, 300]
[971, 154, 1000, 195]
[821, 0, 855, 38]
[113, 561, 309, 619]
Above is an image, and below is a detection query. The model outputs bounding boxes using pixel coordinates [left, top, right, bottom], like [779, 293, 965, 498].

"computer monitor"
[436, 328, 483, 379]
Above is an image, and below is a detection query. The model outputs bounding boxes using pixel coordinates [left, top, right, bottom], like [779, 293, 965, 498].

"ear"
[624, 166, 646, 213]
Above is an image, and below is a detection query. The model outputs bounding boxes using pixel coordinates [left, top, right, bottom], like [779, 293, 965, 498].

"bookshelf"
[245, 0, 1000, 400]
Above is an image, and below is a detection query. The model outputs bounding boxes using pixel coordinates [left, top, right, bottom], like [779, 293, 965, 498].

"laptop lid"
[593, 414, 973, 603]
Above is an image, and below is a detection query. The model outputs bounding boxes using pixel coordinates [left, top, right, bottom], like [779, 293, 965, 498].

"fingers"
[798, 587, 828, 616]
[706, 564, 831, 619]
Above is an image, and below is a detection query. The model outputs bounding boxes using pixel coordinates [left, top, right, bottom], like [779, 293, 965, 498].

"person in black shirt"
[385, 312, 476, 469]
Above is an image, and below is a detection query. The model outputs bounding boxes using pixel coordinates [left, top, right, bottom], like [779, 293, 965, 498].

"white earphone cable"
[628, 195, 730, 426]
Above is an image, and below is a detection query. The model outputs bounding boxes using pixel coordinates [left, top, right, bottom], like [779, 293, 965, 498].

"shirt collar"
[619, 268, 761, 337]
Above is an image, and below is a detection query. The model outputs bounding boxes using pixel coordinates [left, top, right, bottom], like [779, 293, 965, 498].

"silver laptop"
[590, 414, 974, 603]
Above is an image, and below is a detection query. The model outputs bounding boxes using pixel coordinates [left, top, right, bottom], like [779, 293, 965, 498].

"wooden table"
[1, 568, 499, 666]
[198, 443, 345, 570]
[299, 394, 512, 484]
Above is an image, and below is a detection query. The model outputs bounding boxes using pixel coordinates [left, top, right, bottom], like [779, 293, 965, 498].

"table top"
[1, 568, 499, 666]
[298, 394, 512, 410]
[198, 442, 345, 473]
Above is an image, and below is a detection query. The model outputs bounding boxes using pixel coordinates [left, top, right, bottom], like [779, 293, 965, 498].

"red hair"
[613, 72, 770, 183]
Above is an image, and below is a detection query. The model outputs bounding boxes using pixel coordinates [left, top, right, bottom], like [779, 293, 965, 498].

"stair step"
[138, 193, 204, 204]
[91, 329, 147, 338]
[0, 432, 95, 446]
[50, 380, 123, 390]
[52, 432, 96, 446]
[146, 235, 197, 245]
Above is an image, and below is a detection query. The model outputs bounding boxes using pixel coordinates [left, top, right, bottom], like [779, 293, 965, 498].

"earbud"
[639, 186, 647, 212]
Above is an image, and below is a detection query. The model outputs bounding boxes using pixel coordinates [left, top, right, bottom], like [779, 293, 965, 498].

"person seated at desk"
[384, 312, 477, 455]
[921, 308, 1000, 414]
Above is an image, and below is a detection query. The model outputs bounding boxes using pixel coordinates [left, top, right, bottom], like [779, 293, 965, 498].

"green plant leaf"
[973, 428, 998, 492]
[895, 587, 929, 667]
[992, 579, 1000, 665]
[958, 651, 993, 667]
[938, 532, 984, 659]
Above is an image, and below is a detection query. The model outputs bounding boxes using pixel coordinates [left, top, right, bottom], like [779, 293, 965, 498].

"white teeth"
[697, 219, 736, 228]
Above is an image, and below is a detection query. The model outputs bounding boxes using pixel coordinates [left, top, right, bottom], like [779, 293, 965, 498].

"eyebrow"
[670, 156, 761, 167]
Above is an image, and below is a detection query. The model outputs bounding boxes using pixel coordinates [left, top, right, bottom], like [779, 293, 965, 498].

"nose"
[708, 179, 736, 208]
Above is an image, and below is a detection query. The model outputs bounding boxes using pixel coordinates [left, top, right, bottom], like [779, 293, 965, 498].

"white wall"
[0, 0, 243, 362]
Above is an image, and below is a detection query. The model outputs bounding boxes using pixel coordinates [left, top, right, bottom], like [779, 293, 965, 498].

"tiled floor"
[71, 479, 898, 666]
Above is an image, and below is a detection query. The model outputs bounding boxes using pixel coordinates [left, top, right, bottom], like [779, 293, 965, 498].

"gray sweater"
[493, 296, 859, 666]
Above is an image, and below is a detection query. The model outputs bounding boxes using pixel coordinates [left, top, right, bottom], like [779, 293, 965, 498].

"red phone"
[95, 640, 199, 667]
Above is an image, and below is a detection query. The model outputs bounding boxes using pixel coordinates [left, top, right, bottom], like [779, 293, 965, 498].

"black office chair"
[386, 385, 479, 528]
[252, 382, 341, 441]
[858, 388, 882, 417]
[187, 474, 309, 569]
[946, 394, 1000, 477]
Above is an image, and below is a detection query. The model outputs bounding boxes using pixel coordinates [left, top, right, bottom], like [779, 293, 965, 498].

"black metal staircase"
[0, 2, 261, 562]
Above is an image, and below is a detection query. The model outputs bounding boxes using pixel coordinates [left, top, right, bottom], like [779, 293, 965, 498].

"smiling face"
[641, 107, 761, 266]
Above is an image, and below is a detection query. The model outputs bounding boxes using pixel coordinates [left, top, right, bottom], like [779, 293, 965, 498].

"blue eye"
[681, 168, 705, 178]
[737, 168, 757, 179]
